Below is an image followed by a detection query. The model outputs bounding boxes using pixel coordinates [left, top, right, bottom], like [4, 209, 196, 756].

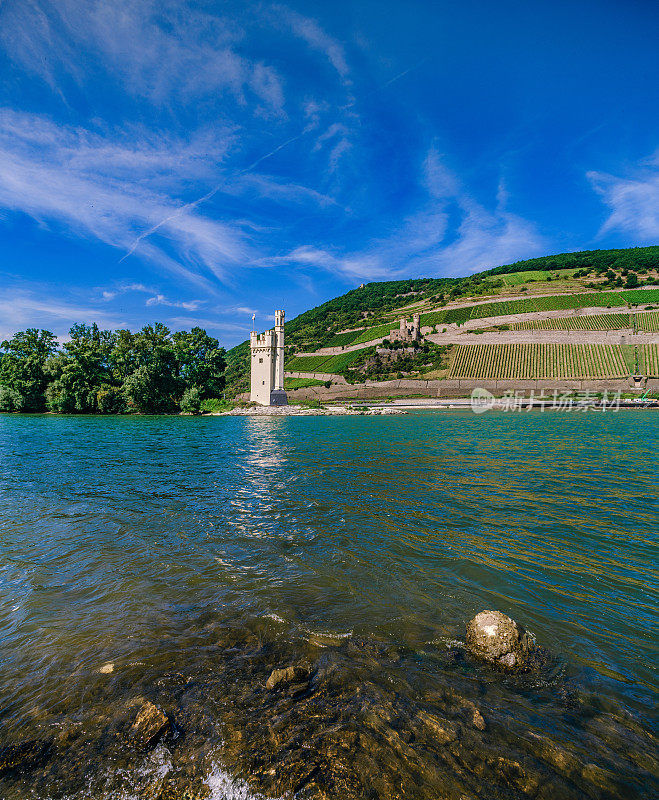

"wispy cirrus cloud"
[272, 148, 544, 280]
[273, 4, 350, 83]
[0, 0, 286, 114]
[145, 294, 201, 311]
[588, 152, 659, 241]
[0, 287, 128, 342]
[0, 108, 252, 288]
[0, 0, 564, 349]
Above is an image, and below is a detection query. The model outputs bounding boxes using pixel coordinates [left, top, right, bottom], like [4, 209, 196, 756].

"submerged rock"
[129, 700, 170, 747]
[266, 664, 310, 693]
[0, 740, 51, 777]
[465, 610, 535, 670]
[471, 708, 486, 730]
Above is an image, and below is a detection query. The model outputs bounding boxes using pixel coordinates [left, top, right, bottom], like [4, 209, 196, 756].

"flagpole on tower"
[251, 313, 256, 332]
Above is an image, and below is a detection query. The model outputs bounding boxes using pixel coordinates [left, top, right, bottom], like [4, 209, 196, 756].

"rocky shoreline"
[0, 612, 656, 800]
[215, 404, 408, 416]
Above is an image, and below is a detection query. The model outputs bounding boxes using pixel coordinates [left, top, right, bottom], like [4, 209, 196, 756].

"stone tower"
[412, 313, 420, 340]
[250, 310, 288, 406]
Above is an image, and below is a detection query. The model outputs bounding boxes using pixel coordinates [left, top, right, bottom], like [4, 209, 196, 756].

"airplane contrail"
[119, 59, 425, 263]
[119, 133, 305, 264]
[341, 58, 429, 110]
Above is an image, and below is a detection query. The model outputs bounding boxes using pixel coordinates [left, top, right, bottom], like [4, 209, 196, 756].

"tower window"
[259, 358, 263, 363]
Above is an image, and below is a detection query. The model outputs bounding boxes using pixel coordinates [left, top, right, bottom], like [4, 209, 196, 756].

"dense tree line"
[484, 246, 659, 277]
[0, 324, 226, 414]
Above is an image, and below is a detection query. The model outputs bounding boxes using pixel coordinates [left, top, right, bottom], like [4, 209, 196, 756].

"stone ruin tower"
[250, 310, 288, 406]
[390, 313, 421, 342]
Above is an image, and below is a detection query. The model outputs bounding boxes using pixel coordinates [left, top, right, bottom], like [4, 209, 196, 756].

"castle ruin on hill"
[389, 314, 421, 343]
[250, 310, 288, 406]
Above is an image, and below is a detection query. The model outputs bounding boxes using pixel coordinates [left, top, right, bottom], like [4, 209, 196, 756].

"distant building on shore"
[250, 310, 288, 406]
[389, 313, 421, 343]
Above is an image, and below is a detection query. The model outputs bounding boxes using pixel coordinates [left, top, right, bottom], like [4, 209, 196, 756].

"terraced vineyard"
[510, 313, 630, 331]
[324, 329, 366, 347]
[638, 345, 659, 376]
[469, 290, 659, 321]
[285, 354, 334, 372]
[371, 290, 659, 340]
[309, 291, 659, 350]
[285, 348, 367, 374]
[351, 323, 393, 344]
[636, 311, 659, 332]
[448, 343, 629, 379]
[322, 350, 369, 373]
[420, 307, 471, 327]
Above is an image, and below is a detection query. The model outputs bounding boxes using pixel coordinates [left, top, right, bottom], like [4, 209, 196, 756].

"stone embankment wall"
[285, 371, 347, 384]
[427, 330, 659, 345]
[293, 337, 383, 357]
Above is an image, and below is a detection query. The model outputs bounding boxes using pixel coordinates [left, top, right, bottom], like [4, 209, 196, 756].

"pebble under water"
[0, 410, 656, 799]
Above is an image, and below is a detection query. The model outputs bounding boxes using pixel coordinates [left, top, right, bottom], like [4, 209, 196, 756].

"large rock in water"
[466, 610, 535, 670]
[266, 664, 310, 695]
[129, 701, 170, 747]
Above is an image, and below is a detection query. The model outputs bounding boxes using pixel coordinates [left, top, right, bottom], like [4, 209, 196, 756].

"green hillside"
[225, 246, 659, 395]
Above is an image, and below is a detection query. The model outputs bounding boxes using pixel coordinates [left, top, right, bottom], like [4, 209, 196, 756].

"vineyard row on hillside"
[285, 349, 366, 374]
[639, 344, 659, 375]
[511, 311, 659, 331]
[447, 343, 659, 379]
[423, 289, 659, 327]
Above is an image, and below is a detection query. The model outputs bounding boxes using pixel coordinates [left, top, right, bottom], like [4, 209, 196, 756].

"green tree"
[122, 324, 180, 413]
[45, 323, 116, 413]
[96, 384, 127, 414]
[172, 327, 226, 397]
[0, 386, 22, 412]
[180, 386, 202, 413]
[0, 329, 58, 411]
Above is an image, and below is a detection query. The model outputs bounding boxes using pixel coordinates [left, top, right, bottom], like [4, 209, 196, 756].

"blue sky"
[0, 0, 657, 346]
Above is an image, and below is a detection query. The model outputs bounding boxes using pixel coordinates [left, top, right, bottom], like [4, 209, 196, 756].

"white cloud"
[423, 200, 544, 276]
[145, 294, 201, 311]
[313, 123, 352, 173]
[0, 288, 127, 342]
[272, 150, 544, 280]
[274, 5, 350, 82]
[282, 246, 386, 280]
[0, 109, 251, 288]
[0, 0, 286, 114]
[588, 152, 659, 241]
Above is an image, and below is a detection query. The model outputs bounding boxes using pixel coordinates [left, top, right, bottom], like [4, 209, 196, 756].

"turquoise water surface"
[0, 410, 656, 798]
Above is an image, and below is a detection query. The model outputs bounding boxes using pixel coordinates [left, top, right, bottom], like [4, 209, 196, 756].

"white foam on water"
[430, 637, 466, 648]
[263, 612, 286, 623]
[53, 744, 173, 800]
[205, 763, 282, 800]
[303, 627, 353, 642]
[136, 744, 173, 782]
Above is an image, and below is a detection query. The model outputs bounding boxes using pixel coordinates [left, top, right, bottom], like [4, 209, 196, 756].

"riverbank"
[214, 404, 407, 416]
[2, 615, 655, 800]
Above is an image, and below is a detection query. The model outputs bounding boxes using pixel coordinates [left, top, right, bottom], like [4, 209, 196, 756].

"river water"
[0, 410, 656, 799]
